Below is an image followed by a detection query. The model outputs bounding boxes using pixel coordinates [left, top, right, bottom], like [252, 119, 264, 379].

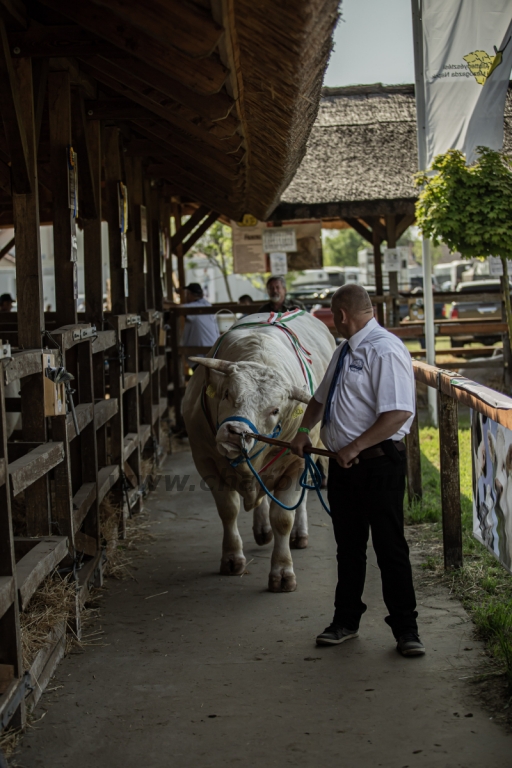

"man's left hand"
[336, 442, 359, 469]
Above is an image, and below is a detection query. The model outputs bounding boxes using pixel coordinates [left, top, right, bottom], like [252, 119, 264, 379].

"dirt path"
[16, 450, 512, 767]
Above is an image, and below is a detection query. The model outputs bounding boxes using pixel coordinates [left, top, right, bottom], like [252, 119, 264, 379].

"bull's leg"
[252, 497, 273, 546]
[267, 473, 303, 592]
[210, 487, 246, 575]
[290, 491, 309, 549]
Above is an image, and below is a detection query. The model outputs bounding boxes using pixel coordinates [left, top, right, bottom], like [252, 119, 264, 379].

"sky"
[324, 0, 415, 87]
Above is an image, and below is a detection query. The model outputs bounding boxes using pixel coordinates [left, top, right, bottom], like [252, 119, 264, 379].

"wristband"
[297, 427, 310, 434]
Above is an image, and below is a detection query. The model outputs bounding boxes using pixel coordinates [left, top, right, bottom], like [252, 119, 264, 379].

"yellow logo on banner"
[464, 37, 511, 85]
[237, 214, 258, 227]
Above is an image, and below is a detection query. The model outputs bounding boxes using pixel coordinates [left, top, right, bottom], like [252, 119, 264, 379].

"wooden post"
[386, 214, 400, 327]
[160, 193, 173, 300]
[125, 155, 146, 314]
[49, 70, 77, 327]
[144, 178, 156, 311]
[104, 126, 126, 315]
[372, 225, 384, 326]
[82, 119, 103, 326]
[77, 341, 100, 548]
[500, 273, 511, 393]
[124, 326, 142, 515]
[169, 308, 184, 431]
[12, 57, 50, 536]
[439, 391, 463, 569]
[150, 185, 163, 310]
[406, 395, 422, 504]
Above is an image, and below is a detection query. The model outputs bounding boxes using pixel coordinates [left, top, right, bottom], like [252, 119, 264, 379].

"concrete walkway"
[18, 451, 512, 767]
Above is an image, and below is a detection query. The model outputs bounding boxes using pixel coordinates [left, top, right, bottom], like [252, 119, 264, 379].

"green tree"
[189, 221, 234, 301]
[415, 146, 512, 347]
[322, 228, 368, 267]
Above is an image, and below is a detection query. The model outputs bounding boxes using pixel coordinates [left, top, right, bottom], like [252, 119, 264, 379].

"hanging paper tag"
[118, 182, 128, 234]
[140, 205, 148, 242]
[121, 233, 128, 268]
[73, 261, 78, 299]
[70, 217, 77, 262]
[124, 267, 129, 297]
[143, 243, 148, 274]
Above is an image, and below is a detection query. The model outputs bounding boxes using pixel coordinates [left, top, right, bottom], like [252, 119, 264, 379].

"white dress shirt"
[182, 297, 220, 350]
[314, 317, 415, 452]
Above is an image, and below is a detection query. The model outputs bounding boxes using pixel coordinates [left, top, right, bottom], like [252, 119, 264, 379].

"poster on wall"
[472, 410, 512, 573]
[231, 219, 322, 273]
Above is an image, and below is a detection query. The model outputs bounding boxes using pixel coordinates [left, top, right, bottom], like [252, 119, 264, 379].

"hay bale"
[20, 573, 76, 670]
[100, 494, 153, 579]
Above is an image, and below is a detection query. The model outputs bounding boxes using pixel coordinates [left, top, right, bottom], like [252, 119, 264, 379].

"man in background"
[258, 276, 305, 314]
[181, 283, 219, 360]
[0, 293, 14, 312]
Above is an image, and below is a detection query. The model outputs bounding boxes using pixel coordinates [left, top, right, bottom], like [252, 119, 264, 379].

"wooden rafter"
[88, 0, 224, 59]
[344, 217, 373, 244]
[70, 86, 97, 219]
[145, 160, 240, 198]
[395, 213, 416, 240]
[170, 205, 209, 252]
[79, 58, 239, 138]
[0, 18, 30, 194]
[181, 212, 219, 256]
[36, 0, 229, 95]
[132, 120, 244, 180]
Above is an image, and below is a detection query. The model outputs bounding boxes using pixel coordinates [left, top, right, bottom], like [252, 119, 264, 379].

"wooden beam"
[181, 212, 219, 256]
[9, 442, 64, 497]
[81, 54, 235, 122]
[83, 119, 103, 325]
[49, 70, 76, 326]
[88, 0, 224, 59]
[0, 235, 14, 260]
[132, 121, 243, 180]
[395, 213, 416, 240]
[125, 155, 146, 313]
[372, 224, 384, 326]
[170, 205, 209, 252]
[16, 536, 68, 610]
[439, 391, 463, 569]
[71, 86, 97, 220]
[36, 0, 229, 95]
[150, 185, 163, 309]
[143, 177, 155, 310]
[84, 90, 240, 147]
[134, 141, 242, 188]
[9, 24, 125, 59]
[344, 217, 373, 244]
[145, 160, 240, 200]
[32, 57, 48, 150]
[0, 18, 30, 193]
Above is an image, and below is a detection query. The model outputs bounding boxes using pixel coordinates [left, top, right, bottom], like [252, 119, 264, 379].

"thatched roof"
[274, 82, 512, 221]
[274, 84, 418, 220]
[0, 0, 339, 223]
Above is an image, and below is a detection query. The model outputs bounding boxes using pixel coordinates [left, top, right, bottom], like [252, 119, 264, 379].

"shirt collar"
[348, 317, 378, 351]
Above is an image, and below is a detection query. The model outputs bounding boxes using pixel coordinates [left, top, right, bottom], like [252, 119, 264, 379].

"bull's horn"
[289, 386, 312, 405]
[189, 357, 235, 375]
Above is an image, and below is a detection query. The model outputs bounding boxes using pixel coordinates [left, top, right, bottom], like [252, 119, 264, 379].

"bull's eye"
[271, 408, 279, 416]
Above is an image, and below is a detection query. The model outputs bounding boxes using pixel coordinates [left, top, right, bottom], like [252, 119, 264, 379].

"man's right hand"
[290, 430, 312, 458]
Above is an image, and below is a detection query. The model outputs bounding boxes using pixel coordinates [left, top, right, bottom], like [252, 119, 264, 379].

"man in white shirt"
[181, 283, 220, 361]
[291, 284, 424, 657]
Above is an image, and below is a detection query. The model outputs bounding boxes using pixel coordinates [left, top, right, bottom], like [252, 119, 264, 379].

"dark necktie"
[322, 341, 350, 426]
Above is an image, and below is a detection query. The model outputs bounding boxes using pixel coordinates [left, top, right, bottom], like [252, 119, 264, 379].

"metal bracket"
[80, 325, 97, 339]
[0, 341, 11, 360]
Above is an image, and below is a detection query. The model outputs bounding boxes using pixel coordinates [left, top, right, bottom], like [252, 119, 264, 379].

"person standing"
[257, 276, 305, 314]
[181, 283, 220, 360]
[290, 284, 424, 657]
[0, 293, 14, 312]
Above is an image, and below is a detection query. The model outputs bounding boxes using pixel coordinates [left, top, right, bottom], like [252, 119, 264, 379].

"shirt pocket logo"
[349, 358, 364, 374]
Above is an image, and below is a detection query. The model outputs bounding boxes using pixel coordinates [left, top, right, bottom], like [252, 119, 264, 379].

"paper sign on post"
[269, 252, 288, 275]
[489, 256, 503, 276]
[384, 248, 400, 272]
[262, 227, 297, 254]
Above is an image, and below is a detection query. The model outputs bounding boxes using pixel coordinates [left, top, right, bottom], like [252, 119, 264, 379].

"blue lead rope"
[241, 439, 331, 517]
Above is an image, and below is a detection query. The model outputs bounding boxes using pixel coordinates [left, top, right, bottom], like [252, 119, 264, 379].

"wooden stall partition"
[0, 345, 25, 732]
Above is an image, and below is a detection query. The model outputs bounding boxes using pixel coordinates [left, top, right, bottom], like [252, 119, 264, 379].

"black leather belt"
[358, 440, 405, 461]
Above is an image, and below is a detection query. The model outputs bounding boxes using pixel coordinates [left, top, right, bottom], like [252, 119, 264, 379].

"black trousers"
[327, 454, 418, 638]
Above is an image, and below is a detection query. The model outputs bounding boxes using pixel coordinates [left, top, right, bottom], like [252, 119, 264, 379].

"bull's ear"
[289, 386, 312, 405]
[189, 357, 235, 375]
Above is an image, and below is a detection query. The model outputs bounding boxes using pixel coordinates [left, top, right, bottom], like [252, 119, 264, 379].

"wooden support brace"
[181, 211, 219, 256]
[0, 18, 30, 193]
[170, 205, 209, 253]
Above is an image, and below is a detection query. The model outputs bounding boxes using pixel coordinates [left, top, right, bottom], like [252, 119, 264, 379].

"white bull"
[182, 312, 335, 592]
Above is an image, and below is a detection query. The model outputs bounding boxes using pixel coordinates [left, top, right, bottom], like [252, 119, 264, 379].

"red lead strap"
[258, 446, 289, 474]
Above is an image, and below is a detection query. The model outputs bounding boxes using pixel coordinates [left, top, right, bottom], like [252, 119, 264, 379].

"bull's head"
[190, 356, 311, 459]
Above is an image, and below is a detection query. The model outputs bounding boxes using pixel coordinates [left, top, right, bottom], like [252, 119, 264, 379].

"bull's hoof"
[290, 534, 308, 549]
[220, 555, 246, 576]
[268, 570, 297, 593]
[253, 527, 273, 546]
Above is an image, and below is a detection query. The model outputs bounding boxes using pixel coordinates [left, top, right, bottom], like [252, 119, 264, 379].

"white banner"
[423, 0, 512, 165]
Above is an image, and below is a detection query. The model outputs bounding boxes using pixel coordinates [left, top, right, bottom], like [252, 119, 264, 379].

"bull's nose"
[227, 424, 245, 435]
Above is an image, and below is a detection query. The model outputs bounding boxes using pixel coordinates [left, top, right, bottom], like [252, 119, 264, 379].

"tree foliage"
[322, 228, 368, 267]
[415, 147, 512, 259]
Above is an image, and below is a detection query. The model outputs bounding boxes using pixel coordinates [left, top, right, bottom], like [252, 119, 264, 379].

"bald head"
[332, 284, 373, 316]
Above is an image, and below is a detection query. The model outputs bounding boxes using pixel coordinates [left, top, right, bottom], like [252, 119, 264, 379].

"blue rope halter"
[216, 415, 282, 468]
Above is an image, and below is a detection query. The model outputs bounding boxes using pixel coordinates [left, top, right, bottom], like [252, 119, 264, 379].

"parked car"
[289, 267, 361, 309]
[446, 279, 510, 346]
